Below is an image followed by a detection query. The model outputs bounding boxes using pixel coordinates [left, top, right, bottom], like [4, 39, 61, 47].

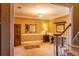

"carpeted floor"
[14, 42, 55, 56]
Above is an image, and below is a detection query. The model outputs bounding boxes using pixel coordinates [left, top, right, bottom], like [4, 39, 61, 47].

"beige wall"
[14, 18, 50, 42]
[49, 15, 69, 36]
[14, 18, 49, 34]
[14, 15, 69, 42]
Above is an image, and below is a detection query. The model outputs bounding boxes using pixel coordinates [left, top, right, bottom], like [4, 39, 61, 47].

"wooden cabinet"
[14, 24, 21, 46]
[43, 35, 49, 42]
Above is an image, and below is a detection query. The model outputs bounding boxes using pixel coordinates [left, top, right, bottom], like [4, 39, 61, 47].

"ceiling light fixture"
[33, 8, 48, 15]
[38, 14, 43, 17]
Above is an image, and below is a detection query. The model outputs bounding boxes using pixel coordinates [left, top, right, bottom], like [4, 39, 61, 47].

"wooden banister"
[54, 23, 71, 36]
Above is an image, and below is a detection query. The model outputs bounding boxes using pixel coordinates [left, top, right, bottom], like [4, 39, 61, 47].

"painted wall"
[1, 4, 11, 56]
[14, 18, 49, 34]
[73, 4, 79, 38]
[14, 18, 49, 42]
[49, 15, 69, 36]
[14, 15, 69, 42]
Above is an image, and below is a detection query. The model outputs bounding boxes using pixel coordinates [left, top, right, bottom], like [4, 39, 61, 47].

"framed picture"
[29, 24, 37, 33]
[56, 24, 65, 33]
[25, 24, 37, 33]
[25, 24, 29, 33]
[54, 21, 66, 33]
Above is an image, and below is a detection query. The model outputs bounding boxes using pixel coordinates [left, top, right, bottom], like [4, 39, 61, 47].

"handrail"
[66, 50, 79, 56]
[54, 23, 71, 56]
[68, 44, 79, 49]
[65, 44, 79, 56]
[54, 23, 71, 36]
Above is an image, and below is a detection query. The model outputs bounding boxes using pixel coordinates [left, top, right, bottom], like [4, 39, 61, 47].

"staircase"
[65, 45, 79, 56]
[54, 24, 71, 56]
[54, 24, 79, 56]
[65, 32, 79, 56]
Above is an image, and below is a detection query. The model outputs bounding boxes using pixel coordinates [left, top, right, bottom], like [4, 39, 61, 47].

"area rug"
[24, 45, 40, 49]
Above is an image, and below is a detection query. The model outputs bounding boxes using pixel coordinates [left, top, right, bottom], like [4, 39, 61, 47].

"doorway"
[0, 4, 72, 55]
[13, 3, 72, 56]
[14, 24, 21, 46]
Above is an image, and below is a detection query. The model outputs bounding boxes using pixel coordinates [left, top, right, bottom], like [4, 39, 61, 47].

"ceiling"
[14, 3, 69, 20]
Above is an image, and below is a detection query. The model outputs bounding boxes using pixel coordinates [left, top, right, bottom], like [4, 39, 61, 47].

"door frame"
[14, 24, 21, 46]
[10, 3, 14, 56]
[10, 3, 73, 56]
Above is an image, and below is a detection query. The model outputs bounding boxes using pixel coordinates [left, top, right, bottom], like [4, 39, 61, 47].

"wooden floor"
[14, 42, 55, 56]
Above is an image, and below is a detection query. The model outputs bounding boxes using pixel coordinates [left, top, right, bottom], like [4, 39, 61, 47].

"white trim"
[10, 4, 14, 56]
[21, 33, 53, 36]
[21, 40, 43, 45]
[14, 14, 69, 20]
[73, 32, 79, 41]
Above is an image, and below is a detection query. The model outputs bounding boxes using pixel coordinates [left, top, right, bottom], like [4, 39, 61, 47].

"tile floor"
[14, 42, 55, 56]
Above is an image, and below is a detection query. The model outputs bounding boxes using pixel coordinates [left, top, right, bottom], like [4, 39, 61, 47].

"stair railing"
[66, 32, 79, 56]
[54, 23, 71, 56]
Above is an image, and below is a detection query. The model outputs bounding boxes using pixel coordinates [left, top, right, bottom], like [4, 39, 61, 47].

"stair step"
[66, 50, 79, 56]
